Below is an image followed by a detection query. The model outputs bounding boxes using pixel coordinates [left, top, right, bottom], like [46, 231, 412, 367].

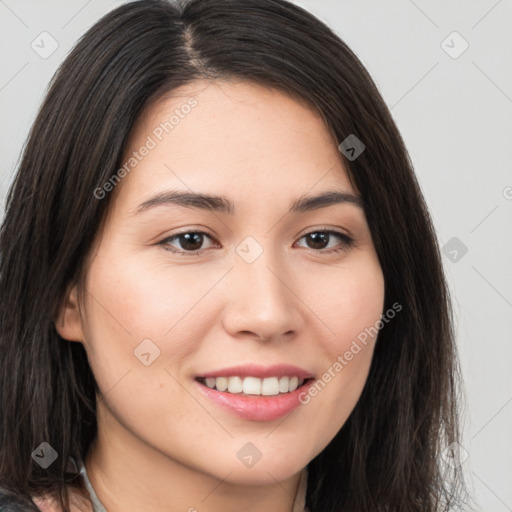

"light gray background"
[1, 1, 511, 510]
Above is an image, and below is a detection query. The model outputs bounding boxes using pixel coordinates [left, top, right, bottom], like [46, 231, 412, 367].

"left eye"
[295, 230, 354, 252]
[159, 229, 354, 256]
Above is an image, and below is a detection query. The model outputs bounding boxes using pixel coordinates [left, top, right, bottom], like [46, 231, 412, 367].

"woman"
[0, 0, 466, 510]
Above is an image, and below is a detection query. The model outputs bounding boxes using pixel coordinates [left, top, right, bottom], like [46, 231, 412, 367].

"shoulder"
[0, 486, 90, 512]
[0, 485, 41, 511]
[31, 491, 93, 512]
[0, 479, 94, 512]
[32, 489, 93, 512]
[31, 495, 60, 512]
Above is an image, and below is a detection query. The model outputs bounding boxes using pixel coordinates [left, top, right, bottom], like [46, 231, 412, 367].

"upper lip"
[197, 363, 315, 380]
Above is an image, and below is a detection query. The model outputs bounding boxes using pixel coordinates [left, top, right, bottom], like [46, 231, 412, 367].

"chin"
[203, 453, 308, 485]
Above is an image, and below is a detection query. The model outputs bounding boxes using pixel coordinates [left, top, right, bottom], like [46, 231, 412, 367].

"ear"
[54, 283, 86, 343]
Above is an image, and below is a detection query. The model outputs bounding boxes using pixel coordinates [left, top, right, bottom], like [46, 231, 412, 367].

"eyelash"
[157, 229, 355, 256]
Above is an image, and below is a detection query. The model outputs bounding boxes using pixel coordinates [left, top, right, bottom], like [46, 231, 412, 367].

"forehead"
[114, 79, 355, 209]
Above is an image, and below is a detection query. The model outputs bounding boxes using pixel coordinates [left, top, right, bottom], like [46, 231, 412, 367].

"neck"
[84, 401, 305, 512]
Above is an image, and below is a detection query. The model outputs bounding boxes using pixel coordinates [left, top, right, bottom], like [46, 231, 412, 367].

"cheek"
[81, 246, 221, 351]
[300, 256, 384, 440]
[79, 255, 201, 437]
[314, 253, 385, 355]
[77, 250, 227, 468]
[78, 245, 230, 414]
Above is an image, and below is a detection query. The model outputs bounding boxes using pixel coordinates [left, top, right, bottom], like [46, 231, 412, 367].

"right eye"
[158, 230, 219, 256]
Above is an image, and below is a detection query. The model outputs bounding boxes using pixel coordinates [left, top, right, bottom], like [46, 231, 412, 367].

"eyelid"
[295, 225, 354, 242]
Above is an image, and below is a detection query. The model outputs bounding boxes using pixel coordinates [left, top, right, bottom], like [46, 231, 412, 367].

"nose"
[221, 246, 304, 342]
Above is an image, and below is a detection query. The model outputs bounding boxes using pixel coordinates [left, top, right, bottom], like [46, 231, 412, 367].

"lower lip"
[195, 379, 314, 421]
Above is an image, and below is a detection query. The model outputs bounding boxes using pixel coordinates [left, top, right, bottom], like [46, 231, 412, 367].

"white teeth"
[227, 376, 243, 393]
[216, 376, 228, 392]
[242, 376, 261, 395]
[261, 377, 280, 396]
[201, 376, 306, 395]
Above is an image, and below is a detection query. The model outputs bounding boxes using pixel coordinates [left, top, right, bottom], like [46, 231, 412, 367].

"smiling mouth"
[195, 376, 314, 396]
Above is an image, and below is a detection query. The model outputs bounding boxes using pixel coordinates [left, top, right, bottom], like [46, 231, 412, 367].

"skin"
[55, 79, 385, 512]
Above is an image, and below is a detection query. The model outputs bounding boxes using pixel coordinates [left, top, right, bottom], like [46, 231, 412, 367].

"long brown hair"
[0, 0, 466, 510]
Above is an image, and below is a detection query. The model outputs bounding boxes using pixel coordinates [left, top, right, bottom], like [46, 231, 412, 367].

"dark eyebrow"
[290, 190, 364, 213]
[132, 189, 364, 216]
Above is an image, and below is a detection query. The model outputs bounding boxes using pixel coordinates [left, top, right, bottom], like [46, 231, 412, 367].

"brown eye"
[159, 231, 217, 255]
[296, 230, 354, 253]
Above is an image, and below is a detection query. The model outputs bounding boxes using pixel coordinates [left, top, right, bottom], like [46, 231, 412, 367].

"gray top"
[78, 463, 107, 512]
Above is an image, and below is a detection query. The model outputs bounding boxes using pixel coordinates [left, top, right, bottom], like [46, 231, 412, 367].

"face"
[57, 79, 385, 485]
